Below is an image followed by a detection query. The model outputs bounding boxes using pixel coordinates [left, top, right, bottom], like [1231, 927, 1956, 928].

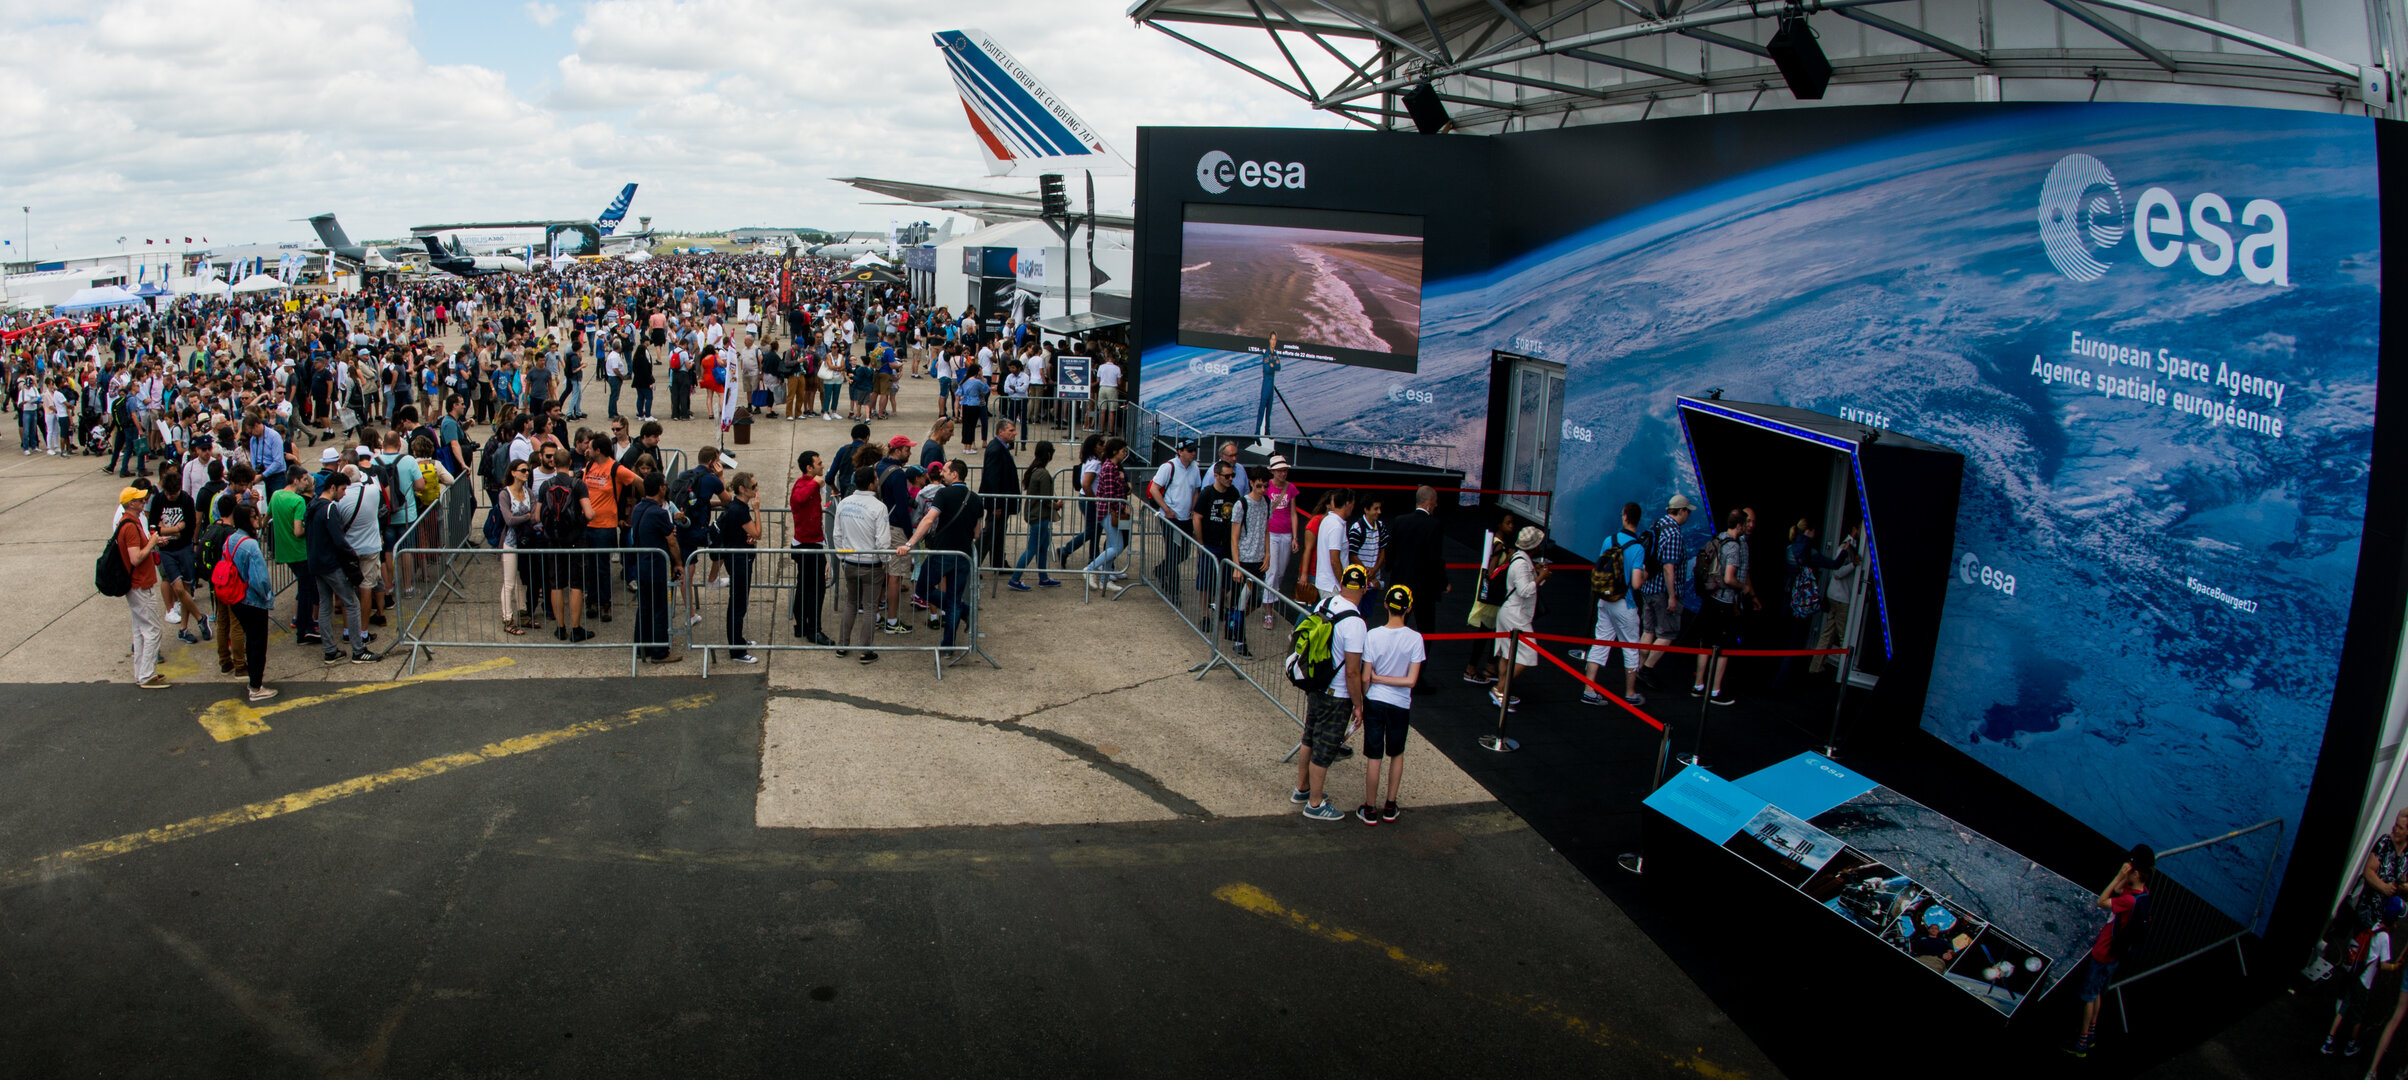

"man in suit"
[978, 420, 1020, 570]
[1384, 485, 1449, 688]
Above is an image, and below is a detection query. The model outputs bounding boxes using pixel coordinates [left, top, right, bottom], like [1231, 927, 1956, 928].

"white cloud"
[2, 0, 1341, 255]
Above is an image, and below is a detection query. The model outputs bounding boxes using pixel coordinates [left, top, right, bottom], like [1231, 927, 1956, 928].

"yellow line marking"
[2, 693, 712, 890]
[1212, 882, 1748, 1079]
[195, 657, 517, 741]
[1214, 883, 1449, 978]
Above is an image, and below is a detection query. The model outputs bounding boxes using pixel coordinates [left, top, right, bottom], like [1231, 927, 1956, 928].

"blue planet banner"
[1140, 104, 2380, 930]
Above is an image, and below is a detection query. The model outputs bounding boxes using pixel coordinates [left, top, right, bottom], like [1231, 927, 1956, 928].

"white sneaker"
[688, 613, 703, 626]
[165, 608, 182, 625]
[710, 576, 729, 589]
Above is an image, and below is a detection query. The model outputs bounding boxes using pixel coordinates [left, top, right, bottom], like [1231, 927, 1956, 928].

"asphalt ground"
[0, 675, 1778, 1079]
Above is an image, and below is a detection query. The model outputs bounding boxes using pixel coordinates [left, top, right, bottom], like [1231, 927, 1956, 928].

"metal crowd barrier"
[679, 545, 994, 678]
[391, 544, 684, 675]
[967, 492, 1139, 602]
[2100, 817, 2284, 1031]
[1124, 504, 1309, 736]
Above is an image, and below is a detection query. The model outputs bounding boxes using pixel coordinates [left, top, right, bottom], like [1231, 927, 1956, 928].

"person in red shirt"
[788, 450, 830, 643]
[2070, 845, 2154, 1058]
[114, 486, 168, 688]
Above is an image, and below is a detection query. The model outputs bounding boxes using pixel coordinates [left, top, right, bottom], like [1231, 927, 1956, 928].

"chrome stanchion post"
[1480, 630, 1521, 752]
[1680, 645, 1720, 767]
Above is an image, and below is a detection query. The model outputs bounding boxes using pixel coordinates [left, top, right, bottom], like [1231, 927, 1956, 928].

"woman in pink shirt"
[1261, 455, 1300, 627]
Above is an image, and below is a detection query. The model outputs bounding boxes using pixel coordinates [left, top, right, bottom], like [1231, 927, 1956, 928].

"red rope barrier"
[1526, 639, 1666, 731]
[1425, 629, 1844, 659]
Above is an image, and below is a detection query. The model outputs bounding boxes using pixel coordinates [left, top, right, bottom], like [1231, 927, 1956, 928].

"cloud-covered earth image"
[1141, 104, 2380, 925]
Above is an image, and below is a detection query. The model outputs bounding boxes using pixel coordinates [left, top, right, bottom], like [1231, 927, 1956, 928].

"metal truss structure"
[1128, 0, 2403, 132]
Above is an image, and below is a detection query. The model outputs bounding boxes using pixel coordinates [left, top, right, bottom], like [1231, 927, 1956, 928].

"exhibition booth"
[1127, 102, 2407, 1046]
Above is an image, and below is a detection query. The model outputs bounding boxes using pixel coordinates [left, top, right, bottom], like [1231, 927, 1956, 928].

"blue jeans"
[16, 409, 36, 452]
[635, 384, 654, 417]
[932, 553, 971, 647]
[606, 376, 624, 418]
[1011, 518, 1054, 582]
[1083, 520, 1125, 575]
[564, 377, 585, 417]
[820, 380, 841, 414]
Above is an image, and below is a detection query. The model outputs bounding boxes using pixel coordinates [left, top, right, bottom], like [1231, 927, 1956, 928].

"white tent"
[231, 274, 288, 294]
[847, 252, 886, 268]
[54, 285, 142, 312]
[172, 276, 231, 297]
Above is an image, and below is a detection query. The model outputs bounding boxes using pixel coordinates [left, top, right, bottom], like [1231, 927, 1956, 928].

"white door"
[1499, 358, 1565, 526]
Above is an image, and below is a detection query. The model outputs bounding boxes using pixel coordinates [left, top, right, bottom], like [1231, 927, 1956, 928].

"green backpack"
[1285, 601, 1363, 691]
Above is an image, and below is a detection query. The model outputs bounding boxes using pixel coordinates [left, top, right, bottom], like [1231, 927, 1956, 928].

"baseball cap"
[355, 445, 374, 459]
[117, 486, 147, 505]
[1340, 563, 1370, 589]
[1176, 439, 1198, 452]
[888, 435, 915, 449]
[1267, 454, 1290, 470]
[1666, 494, 1694, 512]
[319, 447, 342, 464]
[1383, 584, 1414, 614]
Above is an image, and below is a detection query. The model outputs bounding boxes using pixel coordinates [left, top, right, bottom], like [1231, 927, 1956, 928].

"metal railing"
[678, 545, 994, 678]
[1124, 503, 1310, 738]
[2101, 817, 2285, 1031]
[964, 492, 1143, 602]
[390, 544, 682, 676]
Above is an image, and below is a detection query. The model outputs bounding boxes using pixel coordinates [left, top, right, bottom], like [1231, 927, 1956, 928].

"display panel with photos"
[1175, 203, 1424, 373]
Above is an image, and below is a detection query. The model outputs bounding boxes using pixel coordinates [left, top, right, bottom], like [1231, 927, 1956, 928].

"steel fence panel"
[392, 544, 683, 675]
[679, 545, 993, 678]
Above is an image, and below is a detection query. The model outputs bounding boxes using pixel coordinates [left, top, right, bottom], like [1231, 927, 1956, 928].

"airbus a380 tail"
[597, 183, 638, 235]
[934, 29, 1129, 178]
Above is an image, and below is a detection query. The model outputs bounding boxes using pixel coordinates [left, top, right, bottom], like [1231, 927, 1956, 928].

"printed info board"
[1646, 754, 2102, 1016]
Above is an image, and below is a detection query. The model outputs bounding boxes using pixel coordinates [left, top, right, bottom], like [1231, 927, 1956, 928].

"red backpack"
[211, 535, 254, 605]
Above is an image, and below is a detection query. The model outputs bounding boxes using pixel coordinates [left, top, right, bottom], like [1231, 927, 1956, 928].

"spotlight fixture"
[1766, 12, 1832, 100]
[1402, 80, 1452, 135]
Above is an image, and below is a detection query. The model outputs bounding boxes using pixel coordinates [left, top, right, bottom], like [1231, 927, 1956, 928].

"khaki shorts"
[357, 555, 385, 592]
[873, 374, 894, 396]
[887, 526, 913, 577]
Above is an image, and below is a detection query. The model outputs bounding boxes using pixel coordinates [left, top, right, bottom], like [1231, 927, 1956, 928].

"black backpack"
[535, 473, 587, 543]
[363, 457, 406, 527]
[2105, 892, 2154, 964]
[96, 519, 136, 597]
[481, 434, 511, 490]
[665, 466, 708, 526]
[195, 521, 237, 582]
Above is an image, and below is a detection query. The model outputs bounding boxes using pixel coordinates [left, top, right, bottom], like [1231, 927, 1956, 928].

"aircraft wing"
[833, 177, 1040, 208]
[872, 202, 1133, 232]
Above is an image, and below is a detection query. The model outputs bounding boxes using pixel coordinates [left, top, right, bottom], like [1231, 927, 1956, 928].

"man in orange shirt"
[578, 431, 641, 630]
[114, 486, 169, 688]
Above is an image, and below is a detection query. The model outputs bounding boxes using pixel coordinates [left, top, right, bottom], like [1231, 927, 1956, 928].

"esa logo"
[2039, 153, 2288, 286]
[1559, 419, 1595, 444]
[1959, 552, 2016, 596]
[1187, 355, 1236, 378]
[1197, 150, 1307, 194]
[1387, 382, 1433, 405]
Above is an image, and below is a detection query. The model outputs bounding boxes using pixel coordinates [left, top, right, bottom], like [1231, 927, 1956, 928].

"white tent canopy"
[847, 252, 885, 268]
[172, 276, 231, 297]
[230, 274, 288, 294]
[54, 285, 142, 312]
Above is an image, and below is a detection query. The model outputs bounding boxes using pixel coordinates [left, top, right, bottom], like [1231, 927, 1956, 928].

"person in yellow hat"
[112, 486, 169, 689]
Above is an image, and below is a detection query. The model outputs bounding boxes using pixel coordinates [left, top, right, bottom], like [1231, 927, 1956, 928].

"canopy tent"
[837, 264, 904, 285]
[847, 252, 887, 268]
[231, 274, 288, 294]
[134, 282, 172, 298]
[54, 285, 142, 312]
[172, 276, 230, 297]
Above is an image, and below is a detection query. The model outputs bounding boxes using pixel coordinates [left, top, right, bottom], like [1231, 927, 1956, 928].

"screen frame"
[1174, 202, 1427, 373]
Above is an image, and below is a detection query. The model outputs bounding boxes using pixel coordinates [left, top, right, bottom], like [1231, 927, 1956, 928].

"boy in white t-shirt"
[1356, 584, 1426, 825]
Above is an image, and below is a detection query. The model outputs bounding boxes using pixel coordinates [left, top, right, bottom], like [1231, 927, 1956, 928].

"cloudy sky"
[0, 0, 1343, 258]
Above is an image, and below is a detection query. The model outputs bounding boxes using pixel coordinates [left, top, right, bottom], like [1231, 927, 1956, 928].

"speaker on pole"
[1402, 80, 1452, 134]
[1765, 14, 1831, 100]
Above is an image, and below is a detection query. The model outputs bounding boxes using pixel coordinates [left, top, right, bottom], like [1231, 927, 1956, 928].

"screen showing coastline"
[1177, 203, 1424, 374]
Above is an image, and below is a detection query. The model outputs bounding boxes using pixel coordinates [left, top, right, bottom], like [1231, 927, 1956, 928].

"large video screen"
[1176, 203, 1423, 373]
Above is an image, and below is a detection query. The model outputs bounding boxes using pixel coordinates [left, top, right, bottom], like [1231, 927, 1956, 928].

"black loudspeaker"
[1402, 81, 1451, 134]
[1766, 15, 1832, 100]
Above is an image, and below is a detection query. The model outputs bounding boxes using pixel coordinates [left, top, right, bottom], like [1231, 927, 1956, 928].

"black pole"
[1681, 645, 1722, 767]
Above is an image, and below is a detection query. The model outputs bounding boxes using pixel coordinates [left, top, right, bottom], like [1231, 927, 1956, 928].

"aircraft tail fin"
[934, 29, 1129, 178]
[597, 183, 638, 235]
[307, 214, 354, 252]
[420, 236, 448, 259]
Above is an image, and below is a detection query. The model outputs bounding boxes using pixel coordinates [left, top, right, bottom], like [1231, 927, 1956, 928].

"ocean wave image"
[1178, 222, 1422, 356]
